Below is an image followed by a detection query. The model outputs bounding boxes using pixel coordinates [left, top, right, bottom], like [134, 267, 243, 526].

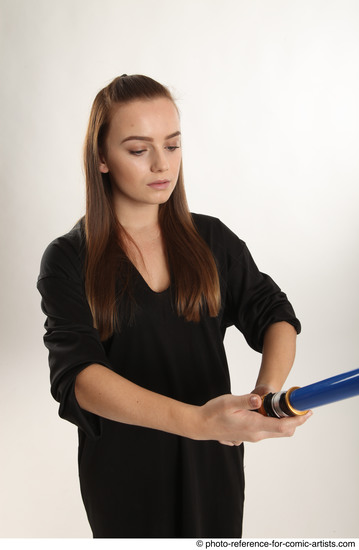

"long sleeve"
[191, 214, 301, 353]
[37, 224, 113, 438]
[224, 241, 301, 352]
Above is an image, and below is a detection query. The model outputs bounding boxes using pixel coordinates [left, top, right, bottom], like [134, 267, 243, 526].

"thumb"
[230, 393, 262, 412]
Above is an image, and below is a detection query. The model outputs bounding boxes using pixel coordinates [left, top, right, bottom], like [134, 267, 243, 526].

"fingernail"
[250, 395, 260, 407]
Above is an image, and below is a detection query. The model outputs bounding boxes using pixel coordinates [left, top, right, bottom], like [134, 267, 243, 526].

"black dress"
[37, 213, 300, 538]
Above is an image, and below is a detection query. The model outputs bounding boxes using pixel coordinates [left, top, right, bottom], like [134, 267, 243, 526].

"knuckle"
[279, 423, 288, 435]
[249, 433, 262, 443]
[278, 421, 292, 436]
[282, 423, 295, 437]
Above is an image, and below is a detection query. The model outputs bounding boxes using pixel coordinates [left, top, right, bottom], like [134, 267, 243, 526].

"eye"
[129, 150, 146, 156]
[166, 146, 181, 152]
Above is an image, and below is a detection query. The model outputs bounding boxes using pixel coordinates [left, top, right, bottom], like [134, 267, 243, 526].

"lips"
[147, 179, 170, 190]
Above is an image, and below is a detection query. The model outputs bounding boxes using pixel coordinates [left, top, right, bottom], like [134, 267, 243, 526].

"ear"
[99, 161, 109, 174]
[99, 151, 109, 174]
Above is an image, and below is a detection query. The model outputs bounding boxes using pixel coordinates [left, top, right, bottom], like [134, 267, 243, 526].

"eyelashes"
[129, 146, 180, 156]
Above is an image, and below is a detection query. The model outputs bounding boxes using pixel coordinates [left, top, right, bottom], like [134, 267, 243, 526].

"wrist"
[252, 383, 277, 397]
[174, 402, 204, 441]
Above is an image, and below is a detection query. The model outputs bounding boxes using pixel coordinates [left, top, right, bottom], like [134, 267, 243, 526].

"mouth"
[147, 179, 171, 190]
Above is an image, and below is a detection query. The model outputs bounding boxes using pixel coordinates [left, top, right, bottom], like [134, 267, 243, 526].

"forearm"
[75, 362, 310, 445]
[75, 364, 199, 438]
[254, 321, 297, 393]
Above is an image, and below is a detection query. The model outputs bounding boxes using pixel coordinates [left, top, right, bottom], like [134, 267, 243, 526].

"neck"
[115, 201, 160, 234]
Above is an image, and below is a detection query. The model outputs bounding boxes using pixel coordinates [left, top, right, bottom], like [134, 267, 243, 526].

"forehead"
[108, 97, 180, 138]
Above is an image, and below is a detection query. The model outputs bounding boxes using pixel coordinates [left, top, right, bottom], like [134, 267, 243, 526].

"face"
[99, 97, 182, 218]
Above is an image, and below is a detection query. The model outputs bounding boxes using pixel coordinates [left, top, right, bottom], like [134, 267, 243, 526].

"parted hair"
[83, 74, 221, 340]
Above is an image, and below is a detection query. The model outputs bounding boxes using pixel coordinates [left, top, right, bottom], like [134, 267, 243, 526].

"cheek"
[108, 156, 144, 182]
[173, 154, 182, 175]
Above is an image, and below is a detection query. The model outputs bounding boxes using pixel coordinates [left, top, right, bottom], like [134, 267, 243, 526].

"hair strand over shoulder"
[83, 74, 221, 340]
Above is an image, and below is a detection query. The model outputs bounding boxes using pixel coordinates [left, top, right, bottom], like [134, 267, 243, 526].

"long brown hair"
[84, 74, 220, 340]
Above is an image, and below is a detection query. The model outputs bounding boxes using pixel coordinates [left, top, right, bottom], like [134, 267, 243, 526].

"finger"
[259, 410, 312, 438]
[229, 393, 262, 412]
[219, 440, 243, 447]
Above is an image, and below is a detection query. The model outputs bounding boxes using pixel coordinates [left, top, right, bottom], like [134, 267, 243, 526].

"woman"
[37, 74, 311, 538]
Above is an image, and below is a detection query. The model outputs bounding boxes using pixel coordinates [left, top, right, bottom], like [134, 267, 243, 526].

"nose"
[151, 148, 169, 173]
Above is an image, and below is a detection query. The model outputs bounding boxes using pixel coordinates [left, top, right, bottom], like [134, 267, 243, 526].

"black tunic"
[37, 213, 300, 538]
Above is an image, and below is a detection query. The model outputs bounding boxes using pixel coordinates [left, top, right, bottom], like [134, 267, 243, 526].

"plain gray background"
[1, 0, 358, 538]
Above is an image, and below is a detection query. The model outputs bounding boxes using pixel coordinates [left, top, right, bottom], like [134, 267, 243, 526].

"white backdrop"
[1, 0, 358, 539]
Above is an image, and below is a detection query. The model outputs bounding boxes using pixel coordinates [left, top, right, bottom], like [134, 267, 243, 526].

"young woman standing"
[38, 74, 311, 538]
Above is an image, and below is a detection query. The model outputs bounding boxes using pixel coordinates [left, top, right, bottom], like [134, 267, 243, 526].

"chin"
[150, 188, 175, 205]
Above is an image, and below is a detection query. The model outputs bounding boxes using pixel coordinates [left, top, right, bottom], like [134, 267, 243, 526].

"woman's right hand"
[195, 393, 312, 446]
[75, 365, 311, 444]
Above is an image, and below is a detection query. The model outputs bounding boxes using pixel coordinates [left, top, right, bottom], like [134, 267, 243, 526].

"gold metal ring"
[285, 387, 309, 416]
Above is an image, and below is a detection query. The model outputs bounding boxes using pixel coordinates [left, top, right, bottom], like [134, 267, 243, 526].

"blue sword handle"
[258, 368, 359, 417]
[289, 368, 359, 411]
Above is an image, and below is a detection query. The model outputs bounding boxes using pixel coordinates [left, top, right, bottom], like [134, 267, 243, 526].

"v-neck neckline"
[133, 264, 171, 295]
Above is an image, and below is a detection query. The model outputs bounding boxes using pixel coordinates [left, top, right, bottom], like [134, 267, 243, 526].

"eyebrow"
[120, 131, 181, 144]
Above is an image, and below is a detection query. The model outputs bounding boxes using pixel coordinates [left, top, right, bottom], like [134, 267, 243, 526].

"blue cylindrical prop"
[289, 368, 359, 411]
[259, 368, 359, 418]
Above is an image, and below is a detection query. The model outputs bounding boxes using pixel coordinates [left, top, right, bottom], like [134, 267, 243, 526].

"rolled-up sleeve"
[37, 233, 113, 439]
[222, 230, 301, 353]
